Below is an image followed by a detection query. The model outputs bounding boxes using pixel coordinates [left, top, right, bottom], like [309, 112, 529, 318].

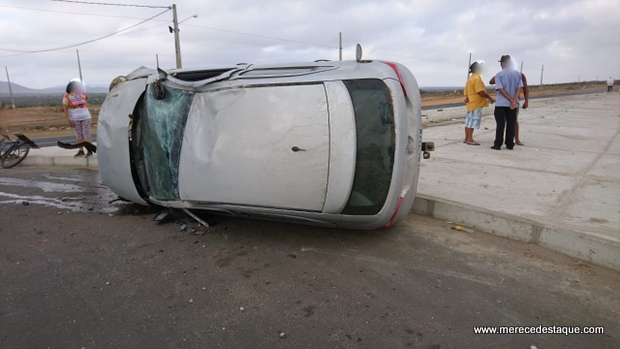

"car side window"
[341, 79, 395, 215]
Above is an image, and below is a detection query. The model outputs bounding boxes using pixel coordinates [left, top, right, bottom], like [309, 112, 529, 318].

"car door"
[178, 83, 330, 211]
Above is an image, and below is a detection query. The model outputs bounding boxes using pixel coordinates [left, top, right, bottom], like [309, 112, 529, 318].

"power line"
[183, 23, 339, 49]
[183, 24, 464, 65]
[1, 3, 472, 66]
[0, 8, 170, 53]
[0, 4, 168, 21]
[51, 0, 170, 9]
[0, 22, 169, 58]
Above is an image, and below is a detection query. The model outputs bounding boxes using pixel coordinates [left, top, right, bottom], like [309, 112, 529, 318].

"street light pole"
[467, 52, 472, 80]
[339, 32, 342, 61]
[172, 4, 182, 69]
[5, 66, 15, 109]
[76, 49, 83, 83]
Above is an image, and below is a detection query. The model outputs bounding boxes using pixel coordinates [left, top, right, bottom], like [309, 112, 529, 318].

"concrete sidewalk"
[415, 92, 620, 270]
[18, 93, 620, 270]
[22, 143, 98, 168]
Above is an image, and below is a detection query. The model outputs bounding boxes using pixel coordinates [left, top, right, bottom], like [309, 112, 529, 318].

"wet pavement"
[0, 167, 618, 348]
[0, 167, 118, 214]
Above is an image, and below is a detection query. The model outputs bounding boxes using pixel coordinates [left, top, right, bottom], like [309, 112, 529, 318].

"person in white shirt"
[607, 77, 614, 92]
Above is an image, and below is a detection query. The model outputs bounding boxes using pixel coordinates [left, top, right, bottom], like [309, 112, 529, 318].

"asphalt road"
[31, 88, 610, 147]
[32, 134, 98, 148]
[0, 167, 618, 348]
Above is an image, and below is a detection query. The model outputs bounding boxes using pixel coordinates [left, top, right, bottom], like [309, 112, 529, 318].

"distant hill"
[0, 81, 39, 94]
[0, 81, 108, 95]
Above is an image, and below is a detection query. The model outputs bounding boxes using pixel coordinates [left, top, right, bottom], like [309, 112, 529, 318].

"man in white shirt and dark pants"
[607, 77, 614, 92]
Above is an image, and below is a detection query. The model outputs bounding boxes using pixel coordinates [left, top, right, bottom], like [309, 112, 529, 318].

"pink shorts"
[73, 119, 92, 140]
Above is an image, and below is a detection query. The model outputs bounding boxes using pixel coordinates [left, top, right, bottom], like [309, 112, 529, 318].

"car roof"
[170, 60, 401, 87]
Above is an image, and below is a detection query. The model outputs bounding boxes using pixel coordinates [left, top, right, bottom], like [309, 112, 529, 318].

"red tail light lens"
[383, 197, 404, 228]
[382, 62, 407, 97]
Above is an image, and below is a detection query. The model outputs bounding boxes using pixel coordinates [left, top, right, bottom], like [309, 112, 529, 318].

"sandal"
[466, 142, 480, 146]
[516, 141, 524, 146]
[74, 150, 85, 157]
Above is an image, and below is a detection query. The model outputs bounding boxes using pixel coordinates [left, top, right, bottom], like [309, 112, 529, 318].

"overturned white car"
[98, 59, 433, 229]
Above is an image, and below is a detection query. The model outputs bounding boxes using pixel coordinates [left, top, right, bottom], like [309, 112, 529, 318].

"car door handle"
[291, 146, 306, 152]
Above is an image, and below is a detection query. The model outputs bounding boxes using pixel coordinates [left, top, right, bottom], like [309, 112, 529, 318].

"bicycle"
[0, 131, 36, 169]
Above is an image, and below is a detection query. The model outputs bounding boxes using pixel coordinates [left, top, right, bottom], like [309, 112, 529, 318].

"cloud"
[0, 0, 618, 89]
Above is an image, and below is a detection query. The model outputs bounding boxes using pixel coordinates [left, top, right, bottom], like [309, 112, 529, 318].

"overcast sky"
[1, 0, 619, 89]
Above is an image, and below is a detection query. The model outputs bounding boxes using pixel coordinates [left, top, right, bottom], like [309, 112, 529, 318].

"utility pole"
[172, 4, 182, 69]
[520, 61, 523, 74]
[539, 64, 544, 90]
[339, 32, 342, 61]
[76, 49, 83, 83]
[467, 53, 472, 80]
[5, 66, 15, 109]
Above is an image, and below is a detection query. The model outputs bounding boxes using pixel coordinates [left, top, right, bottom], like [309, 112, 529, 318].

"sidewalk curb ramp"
[411, 195, 620, 271]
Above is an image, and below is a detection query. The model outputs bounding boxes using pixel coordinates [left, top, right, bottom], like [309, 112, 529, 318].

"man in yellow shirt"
[463, 62, 495, 145]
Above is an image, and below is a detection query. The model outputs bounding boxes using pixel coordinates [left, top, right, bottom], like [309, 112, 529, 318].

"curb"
[411, 195, 620, 271]
[14, 157, 620, 271]
[21, 155, 98, 168]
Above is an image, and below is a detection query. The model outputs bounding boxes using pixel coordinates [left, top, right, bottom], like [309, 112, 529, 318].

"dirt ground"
[0, 105, 100, 138]
[0, 83, 605, 139]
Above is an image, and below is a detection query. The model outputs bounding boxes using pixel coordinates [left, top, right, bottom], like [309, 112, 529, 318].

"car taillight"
[383, 197, 404, 228]
[382, 62, 407, 97]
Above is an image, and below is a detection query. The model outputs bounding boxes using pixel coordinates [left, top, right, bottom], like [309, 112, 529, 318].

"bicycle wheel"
[1, 141, 30, 169]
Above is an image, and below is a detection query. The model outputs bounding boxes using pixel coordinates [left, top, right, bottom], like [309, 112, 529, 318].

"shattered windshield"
[140, 84, 194, 200]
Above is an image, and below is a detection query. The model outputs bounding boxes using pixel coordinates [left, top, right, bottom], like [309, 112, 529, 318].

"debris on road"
[183, 208, 210, 228]
[451, 225, 474, 234]
[153, 211, 172, 224]
[108, 197, 128, 204]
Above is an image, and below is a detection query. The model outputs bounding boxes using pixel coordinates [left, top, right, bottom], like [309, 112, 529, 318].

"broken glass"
[141, 84, 194, 200]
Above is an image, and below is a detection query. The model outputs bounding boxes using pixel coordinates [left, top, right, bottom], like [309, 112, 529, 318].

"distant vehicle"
[98, 59, 433, 230]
